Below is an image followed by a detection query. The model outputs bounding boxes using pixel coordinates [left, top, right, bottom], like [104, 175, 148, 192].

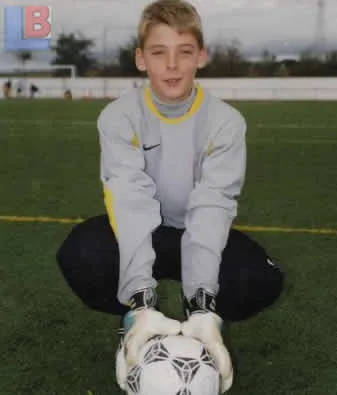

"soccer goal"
[0, 64, 77, 98]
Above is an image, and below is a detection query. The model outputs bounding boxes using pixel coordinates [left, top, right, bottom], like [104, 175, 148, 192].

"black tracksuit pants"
[56, 215, 284, 321]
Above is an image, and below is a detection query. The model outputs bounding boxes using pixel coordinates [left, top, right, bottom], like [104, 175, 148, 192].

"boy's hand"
[116, 288, 181, 390]
[124, 308, 182, 365]
[181, 311, 233, 393]
[181, 288, 233, 393]
[116, 308, 181, 389]
[122, 288, 181, 366]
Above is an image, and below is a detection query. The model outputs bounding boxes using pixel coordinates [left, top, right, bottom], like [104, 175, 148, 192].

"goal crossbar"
[0, 64, 77, 78]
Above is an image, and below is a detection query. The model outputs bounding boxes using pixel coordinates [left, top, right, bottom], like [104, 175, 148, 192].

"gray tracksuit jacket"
[97, 84, 247, 304]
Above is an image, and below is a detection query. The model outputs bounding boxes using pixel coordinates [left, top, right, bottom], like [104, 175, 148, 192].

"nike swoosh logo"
[143, 144, 160, 151]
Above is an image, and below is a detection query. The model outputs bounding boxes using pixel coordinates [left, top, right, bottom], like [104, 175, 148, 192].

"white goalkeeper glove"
[115, 288, 181, 390]
[181, 288, 233, 393]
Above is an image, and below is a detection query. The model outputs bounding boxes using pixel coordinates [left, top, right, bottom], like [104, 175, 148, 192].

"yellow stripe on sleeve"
[131, 132, 139, 148]
[207, 141, 215, 156]
[103, 185, 118, 239]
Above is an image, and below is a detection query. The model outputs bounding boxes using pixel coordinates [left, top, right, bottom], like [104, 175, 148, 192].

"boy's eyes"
[150, 50, 194, 56]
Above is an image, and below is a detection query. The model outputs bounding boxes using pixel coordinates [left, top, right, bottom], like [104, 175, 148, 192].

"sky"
[1, 0, 337, 68]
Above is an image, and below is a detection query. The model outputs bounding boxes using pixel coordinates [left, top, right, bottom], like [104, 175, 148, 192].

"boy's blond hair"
[138, 0, 204, 49]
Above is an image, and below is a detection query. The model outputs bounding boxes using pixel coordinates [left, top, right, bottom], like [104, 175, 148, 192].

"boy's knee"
[56, 214, 115, 268]
[55, 215, 122, 314]
[217, 258, 285, 322]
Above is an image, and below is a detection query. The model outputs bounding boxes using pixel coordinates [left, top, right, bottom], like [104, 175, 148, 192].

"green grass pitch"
[0, 98, 336, 395]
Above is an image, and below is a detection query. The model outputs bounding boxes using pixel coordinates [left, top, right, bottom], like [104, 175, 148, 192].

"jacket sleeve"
[97, 103, 162, 304]
[181, 110, 247, 300]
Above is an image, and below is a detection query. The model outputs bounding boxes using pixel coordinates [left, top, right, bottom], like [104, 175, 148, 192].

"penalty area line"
[0, 215, 336, 235]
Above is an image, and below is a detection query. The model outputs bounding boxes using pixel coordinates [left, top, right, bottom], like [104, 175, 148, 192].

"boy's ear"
[135, 48, 146, 72]
[197, 48, 208, 69]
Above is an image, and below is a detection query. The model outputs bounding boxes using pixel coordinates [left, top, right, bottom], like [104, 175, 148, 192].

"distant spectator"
[16, 80, 23, 97]
[29, 83, 39, 99]
[64, 89, 72, 100]
[2, 79, 12, 99]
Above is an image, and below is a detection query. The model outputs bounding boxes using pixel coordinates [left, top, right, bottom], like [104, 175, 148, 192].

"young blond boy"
[57, 0, 284, 392]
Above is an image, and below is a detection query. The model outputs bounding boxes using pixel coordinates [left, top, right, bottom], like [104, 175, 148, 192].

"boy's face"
[136, 24, 207, 103]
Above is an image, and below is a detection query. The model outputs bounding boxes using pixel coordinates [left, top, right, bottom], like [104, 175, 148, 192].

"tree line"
[18, 32, 337, 78]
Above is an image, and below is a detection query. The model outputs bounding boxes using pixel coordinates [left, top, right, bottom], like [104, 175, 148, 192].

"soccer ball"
[126, 335, 220, 395]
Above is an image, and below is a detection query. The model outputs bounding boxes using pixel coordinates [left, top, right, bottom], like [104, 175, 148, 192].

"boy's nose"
[167, 54, 178, 69]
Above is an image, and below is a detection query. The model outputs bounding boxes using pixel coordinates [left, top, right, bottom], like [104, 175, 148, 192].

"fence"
[1, 77, 337, 100]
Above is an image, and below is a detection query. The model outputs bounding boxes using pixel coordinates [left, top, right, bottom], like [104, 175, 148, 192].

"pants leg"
[215, 229, 284, 322]
[56, 214, 182, 315]
[56, 215, 127, 315]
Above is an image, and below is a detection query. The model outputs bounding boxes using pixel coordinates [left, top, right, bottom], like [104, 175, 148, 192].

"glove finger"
[221, 372, 233, 393]
[115, 342, 128, 390]
[206, 342, 233, 393]
[125, 335, 140, 366]
[157, 318, 181, 336]
[125, 329, 155, 366]
[124, 324, 136, 345]
[181, 320, 196, 338]
[125, 320, 181, 365]
[181, 319, 207, 341]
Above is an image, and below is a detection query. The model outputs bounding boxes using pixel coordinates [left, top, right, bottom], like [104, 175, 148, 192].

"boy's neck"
[149, 86, 196, 118]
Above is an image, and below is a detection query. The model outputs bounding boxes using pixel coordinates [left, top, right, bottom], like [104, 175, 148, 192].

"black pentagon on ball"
[200, 345, 217, 370]
[143, 339, 170, 364]
[126, 364, 142, 394]
[176, 388, 192, 395]
[171, 357, 200, 384]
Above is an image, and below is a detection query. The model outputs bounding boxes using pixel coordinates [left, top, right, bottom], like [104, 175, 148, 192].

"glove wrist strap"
[127, 287, 158, 311]
[121, 287, 158, 334]
[184, 288, 217, 316]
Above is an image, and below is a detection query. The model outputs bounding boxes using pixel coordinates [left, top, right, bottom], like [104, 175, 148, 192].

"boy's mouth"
[164, 78, 182, 87]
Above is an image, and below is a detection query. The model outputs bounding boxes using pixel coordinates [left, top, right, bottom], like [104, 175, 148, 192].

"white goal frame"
[0, 64, 77, 78]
